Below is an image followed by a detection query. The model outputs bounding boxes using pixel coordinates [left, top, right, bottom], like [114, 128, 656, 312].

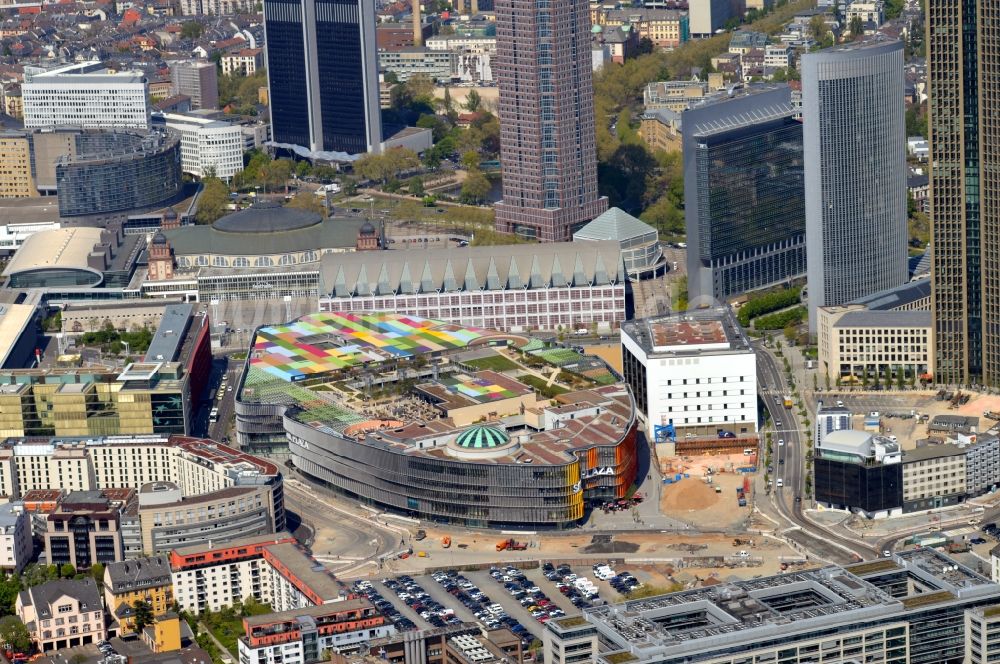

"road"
[283, 479, 401, 567]
[756, 344, 879, 563]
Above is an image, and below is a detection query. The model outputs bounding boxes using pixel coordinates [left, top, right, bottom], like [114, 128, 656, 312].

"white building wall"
[162, 117, 244, 180]
[0, 505, 32, 572]
[319, 285, 626, 333]
[23, 78, 149, 129]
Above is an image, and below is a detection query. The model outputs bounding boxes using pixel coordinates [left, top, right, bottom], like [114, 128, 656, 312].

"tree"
[461, 150, 481, 171]
[60, 564, 76, 579]
[133, 599, 154, 633]
[416, 114, 449, 142]
[637, 36, 655, 55]
[196, 177, 231, 224]
[180, 21, 204, 39]
[407, 176, 425, 196]
[850, 15, 864, 37]
[809, 14, 827, 41]
[0, 574, 20, 615]
[0, 615, 31, 653]
[90, 563, 105, 584]
[463, 89, 482, 113]
[460, 170, 491, 204]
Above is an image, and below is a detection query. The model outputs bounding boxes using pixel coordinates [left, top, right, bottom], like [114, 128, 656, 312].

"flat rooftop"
[621, 307, 751, 356]
[263, 542, 344, 602]
[575, 550, 998, 663]
[244, 597, 371, 629]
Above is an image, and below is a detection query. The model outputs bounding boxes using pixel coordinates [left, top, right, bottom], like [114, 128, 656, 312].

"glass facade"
[56, 130, 182, 217]
[7, 268, 102, 289]
[316, 0, 368, 154]
[264, 0, 310, 150]
[814, 458, 903, 514]
[693, 117, 805, 300]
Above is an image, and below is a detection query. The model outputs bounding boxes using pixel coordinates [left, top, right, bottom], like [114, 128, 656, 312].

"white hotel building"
[621, 307, 758, 440]
[151, 112, 244, 180]
[22, 61, 149, 130]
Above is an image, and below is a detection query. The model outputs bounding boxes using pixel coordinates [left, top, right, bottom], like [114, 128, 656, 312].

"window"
[58, 604, 72, 614]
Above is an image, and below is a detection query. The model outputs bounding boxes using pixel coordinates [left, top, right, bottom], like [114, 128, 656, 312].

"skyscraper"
[494, 0, 607, 242]
[683, 85, 805, 305]
[927, 0, 994, 385]
[263, 0, 382, 157]
[802, 40, 908, 331]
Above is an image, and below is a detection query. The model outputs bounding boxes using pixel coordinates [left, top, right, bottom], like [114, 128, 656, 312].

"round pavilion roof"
[212, 201, 323, 234]
[455, 425, 510, 449]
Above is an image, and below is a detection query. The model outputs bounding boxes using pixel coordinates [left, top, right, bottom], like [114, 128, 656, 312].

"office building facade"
[151, 112, 244, 180]
[927, 0, 1000, 386]
[263, 0, 382, 157]
[493, 0, 608, 242]
[22, 62, 149, 130]
[802, 41, 908, 330]
[168, 60, 218, 110]
[683, 86, 806, 304]
[814, 430, 903, 518]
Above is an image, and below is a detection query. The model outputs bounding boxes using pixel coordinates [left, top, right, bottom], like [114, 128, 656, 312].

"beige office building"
[817, 306, 933, 386]
[0, 133, 35, 198]
[901, 445, 966, 507]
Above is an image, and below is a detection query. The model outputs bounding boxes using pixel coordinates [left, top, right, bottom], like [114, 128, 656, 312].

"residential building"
[847, 0, 884, 26]
[103, 556, 174, 635]
[316, 242, 627, 333]
[683, 86, 806, 304]
[542, 550, 1000, 664]
[638, 108, 682, 154]
[3, 84, 21, 118]
[902, 444, 967, 512]
[688, 0, 732, 37]
[967, 604, 1000, 664]
[43, 489, 132, 570]
[814, 429, 903, 518]
[238, 599, 393, 664]
[0, 434, 284, 552]
[729, 31, 769, 55]
[573, 207, 665, 280]
[907, 136, 929, 160]
[221, 49, 263, 76]
[179, 0, 255, 14]
[964, 433, 1000, 497]
[908, 173, 930, 212]
[643, 80, 708, 112]
[596, 9, 689, 49]
[764, 44, 793, 68]
[926, 0, 1000, 386]
[168, 532, 344, 613]
[494, 0, 609, 242]
[151, 112, 243, 180]
[0, 502, 31, 572]
[264, 0, 382, 157]
[378, 48, 456, 83]
[803, 41, 908, 330]
[816, 306, 933, 386]
[0, 132, 35, 198]
[620, 307, 758, 440]
[16, 578, 106, 652]
[168, 60, 218, 110]
[22, 62, 149, 130]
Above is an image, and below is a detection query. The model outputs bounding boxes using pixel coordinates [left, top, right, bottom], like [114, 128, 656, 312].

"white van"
[776, 478, 784, 488]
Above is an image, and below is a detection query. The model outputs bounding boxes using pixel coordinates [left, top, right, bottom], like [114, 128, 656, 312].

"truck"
[496, 538, 527, 551]
[783, 396, 793, 409]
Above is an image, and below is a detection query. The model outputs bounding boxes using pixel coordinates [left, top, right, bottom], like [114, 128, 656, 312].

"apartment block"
[103, 556, 173, 635]
[596, 8, 689, 48]
[0, 132, 35, 198]
[44, 489, 132, 570]
[0, 502, 31, 572]
[239, 599, 393, 664]
[221, 48, 263, 76]
[168, 60, 218, 110]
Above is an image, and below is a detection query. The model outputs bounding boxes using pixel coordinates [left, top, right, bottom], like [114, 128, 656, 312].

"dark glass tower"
[264, 0, 382, 156]
[683, 86, 806, 306]
[494, 0, 608, 243]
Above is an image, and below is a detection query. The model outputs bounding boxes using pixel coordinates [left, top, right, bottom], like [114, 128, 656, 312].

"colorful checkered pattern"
[251, 312, 487, 381]
[440, 374, 519, 403]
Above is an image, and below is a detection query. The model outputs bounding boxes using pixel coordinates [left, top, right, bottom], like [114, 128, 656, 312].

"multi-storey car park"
[235, 311, 638, 528]
[543, 549, 1000, 664]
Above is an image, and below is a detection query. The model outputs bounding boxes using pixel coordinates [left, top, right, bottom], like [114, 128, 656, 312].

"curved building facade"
[56, 129, 182, 217]
[236, 311, 638, 528]
[803, 40, 908, 330]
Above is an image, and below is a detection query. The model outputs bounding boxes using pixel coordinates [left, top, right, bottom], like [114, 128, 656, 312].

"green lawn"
[204, 601, 272, 657]
[521, 375, 570, 398]
[465, 354, 519, 372]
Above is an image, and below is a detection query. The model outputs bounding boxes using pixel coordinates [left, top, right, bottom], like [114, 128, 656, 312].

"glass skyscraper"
[927, 0, 998, 386]
[683, 86, 806, 305]
[263, 0, 382, 157]
[802, 40, 909, 331]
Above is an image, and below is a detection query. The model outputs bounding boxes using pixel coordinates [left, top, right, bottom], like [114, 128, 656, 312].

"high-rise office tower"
[802, 40, 908, 331]
[263, 0, 382, 157]
[927, 0, 997, 385]
[168, 60, 218, 110]
[683, 85, 805, 306]
[494, 0, 607, 242]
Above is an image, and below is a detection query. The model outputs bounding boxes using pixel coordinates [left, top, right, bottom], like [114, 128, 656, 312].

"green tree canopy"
[0, 615, 31, 653]
[196, 177, 231, 224]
